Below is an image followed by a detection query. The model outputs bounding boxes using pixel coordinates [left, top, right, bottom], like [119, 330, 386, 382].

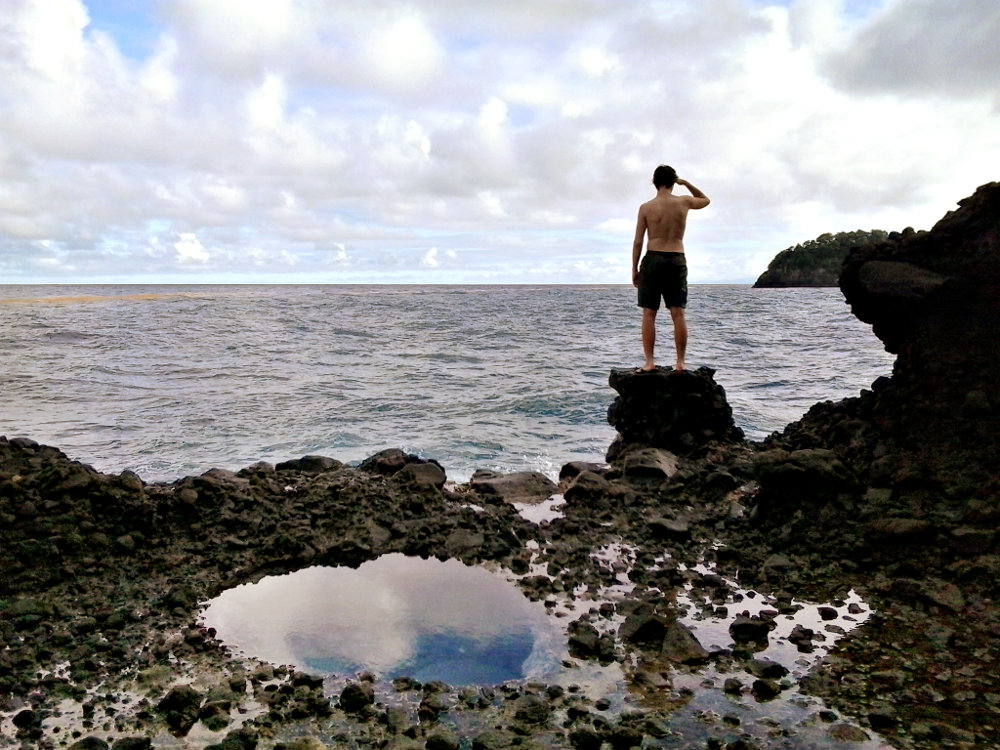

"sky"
[0, 0, 997, 285]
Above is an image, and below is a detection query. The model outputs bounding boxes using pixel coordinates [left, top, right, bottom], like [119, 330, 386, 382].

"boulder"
[620, 447, 679, 479]
[563, 470, 612, 501]
[751, 448, 859, 520]
[69, 739, 109, 750]
[864, 517, 935, 544]
[198, 700, 231, 731]
[395, 461, 446, 489]
[358, 449, 423, 476]
[512, 694, 550, 725]
[469, 470, 557, 503]
[828, 724, 869, 743]
[567, 620, 602, 656]
[339, 682, 375, 713]
[729, 615, 773, 644]
[110, 739, 153, 750]
[748, 659, 788, 679]
[619, 609, 666, 646]
[559, 461, 608, 481]
[660, 621, 710, 664]
[275, 455, 342, 473]
[647, 516, 690, 540]
[606, 366, 744, 457]
[156, 685, 202, 735]
[426, 729, 461, 750]
[474, 729, 519, 750]
[751, 679, 782, 701]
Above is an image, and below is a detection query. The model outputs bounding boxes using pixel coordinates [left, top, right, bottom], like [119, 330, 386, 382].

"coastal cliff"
[774, 181, 1000, 502]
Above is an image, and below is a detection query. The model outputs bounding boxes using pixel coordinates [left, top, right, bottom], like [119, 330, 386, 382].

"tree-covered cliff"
[753, 229, 889, 287]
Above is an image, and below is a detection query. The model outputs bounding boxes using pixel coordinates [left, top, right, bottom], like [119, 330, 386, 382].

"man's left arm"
[631, 207, 646, 287]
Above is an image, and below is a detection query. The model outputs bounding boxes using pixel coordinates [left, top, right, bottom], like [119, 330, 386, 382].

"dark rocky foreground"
[2, 183, 998, 749]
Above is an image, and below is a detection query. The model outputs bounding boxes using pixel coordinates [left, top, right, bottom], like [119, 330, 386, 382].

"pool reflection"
[200, 554, 562, 686]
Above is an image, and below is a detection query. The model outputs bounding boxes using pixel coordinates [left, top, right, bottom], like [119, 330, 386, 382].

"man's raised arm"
[676, 178, 710, 209]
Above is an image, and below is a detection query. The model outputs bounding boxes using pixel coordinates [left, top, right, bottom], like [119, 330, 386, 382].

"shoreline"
[1, 434, 893, 750]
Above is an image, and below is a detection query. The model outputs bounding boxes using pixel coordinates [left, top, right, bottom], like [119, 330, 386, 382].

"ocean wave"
[0, 284, 894, 482]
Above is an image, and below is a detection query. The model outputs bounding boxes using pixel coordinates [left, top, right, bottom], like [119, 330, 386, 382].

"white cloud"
[478, 191, 507, 218]
[364, 10, 444, 92]
[246, 73, 286, 132]
[0, 0, 998, 283]
[7, 0, 90, 81]
[597, 218, 633, 235]
[174, 233, 209, 263]
[574, 45, 618, 77]
[138, 36, 179, 103]
[420, 247, 439, 268]
[170, 0, 299, 77]
[478, 97, 509, 133]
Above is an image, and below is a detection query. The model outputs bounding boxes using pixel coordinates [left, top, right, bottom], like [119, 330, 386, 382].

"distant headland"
[753, 229, 889, 287]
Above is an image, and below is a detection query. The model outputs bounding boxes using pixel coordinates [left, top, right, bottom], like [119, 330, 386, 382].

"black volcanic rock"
[606, 366, 744, 459]
[837, 182, 1000, 490]
[763, 182, 1000, 557]
[751, 448, 860, 521]
[841, 184, 1000, 359]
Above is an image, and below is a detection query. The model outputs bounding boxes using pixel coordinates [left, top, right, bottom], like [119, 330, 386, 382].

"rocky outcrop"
[773, 182, 1000, 513]
[605, 366, 744, 461]
[840, 184, 1000, 439]
[750, 184, 1000, 572]
[0, 430, 782, 748]
[742, 183, 1000, 745]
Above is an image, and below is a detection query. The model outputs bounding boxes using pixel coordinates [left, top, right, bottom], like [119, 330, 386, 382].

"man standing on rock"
[632, 165, 710, 372]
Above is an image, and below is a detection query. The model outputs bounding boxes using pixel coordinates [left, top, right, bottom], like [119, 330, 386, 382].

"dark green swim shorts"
[637, 252, 687, 310]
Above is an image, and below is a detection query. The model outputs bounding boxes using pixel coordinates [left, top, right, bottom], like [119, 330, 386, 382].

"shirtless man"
[631, 165, 710, 372]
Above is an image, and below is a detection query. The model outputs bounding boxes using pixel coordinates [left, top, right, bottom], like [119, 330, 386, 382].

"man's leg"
[669, 306, 687, 371]
[641, 307, 657, 371]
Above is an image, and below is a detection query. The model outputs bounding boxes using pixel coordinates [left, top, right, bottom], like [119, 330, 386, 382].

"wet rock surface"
[2, 186, 998, 748]
[0, 421, 856, 749]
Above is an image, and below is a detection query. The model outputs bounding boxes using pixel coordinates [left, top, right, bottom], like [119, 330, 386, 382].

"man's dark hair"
[652, 165, 677, 190]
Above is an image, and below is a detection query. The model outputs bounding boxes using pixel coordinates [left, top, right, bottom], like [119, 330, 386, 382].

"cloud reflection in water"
[201, 554, 562, 685]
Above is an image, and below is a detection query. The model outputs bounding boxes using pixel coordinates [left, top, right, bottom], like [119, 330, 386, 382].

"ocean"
[0, 285, 894, 483]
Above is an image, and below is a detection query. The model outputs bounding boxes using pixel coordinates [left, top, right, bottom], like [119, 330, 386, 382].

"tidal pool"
[200, 554, 565, 686]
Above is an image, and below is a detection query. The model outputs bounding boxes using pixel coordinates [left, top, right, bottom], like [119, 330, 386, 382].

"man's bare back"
[631, 166, 709, 372]
[633, 178, 710, 259]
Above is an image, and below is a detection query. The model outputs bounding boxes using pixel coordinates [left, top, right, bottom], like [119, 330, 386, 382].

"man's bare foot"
[675, 361, 685, 371]
[637, 362, 657, 373]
